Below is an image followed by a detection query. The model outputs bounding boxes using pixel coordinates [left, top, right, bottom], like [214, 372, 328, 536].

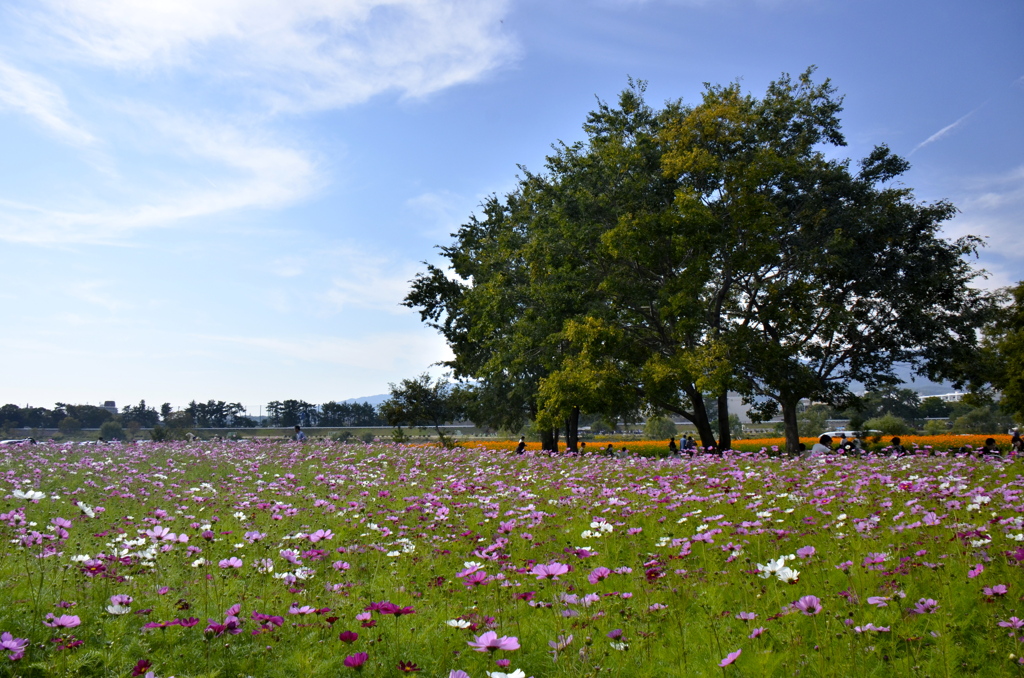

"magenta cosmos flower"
[468, 631, 520, 652]
[344, 652, 368, 668]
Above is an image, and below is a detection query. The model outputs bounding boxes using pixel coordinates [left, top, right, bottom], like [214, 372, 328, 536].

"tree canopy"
[406, 69, 990, 453]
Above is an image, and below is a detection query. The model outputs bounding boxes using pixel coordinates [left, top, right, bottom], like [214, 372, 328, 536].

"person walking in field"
[294, 425, 307, 442]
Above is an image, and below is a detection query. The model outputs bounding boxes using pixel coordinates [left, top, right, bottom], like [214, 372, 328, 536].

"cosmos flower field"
[1, 441, 1022, 677]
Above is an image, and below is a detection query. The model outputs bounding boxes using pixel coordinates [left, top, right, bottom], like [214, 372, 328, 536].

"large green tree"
[407, 70, 988, 454]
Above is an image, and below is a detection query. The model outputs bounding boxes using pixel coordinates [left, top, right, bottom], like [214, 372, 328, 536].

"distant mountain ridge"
[340, 394, 389, 407]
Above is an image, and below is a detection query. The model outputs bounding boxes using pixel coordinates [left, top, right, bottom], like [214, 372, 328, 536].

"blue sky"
[1, 0, 1021, 414]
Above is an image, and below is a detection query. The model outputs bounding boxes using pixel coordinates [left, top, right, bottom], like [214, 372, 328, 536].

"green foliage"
[380, 373, 466, 449]
[972, 281, 1024, 421]
[862, 413, 913, 436]
[951, 405, 1014, 434]
[406, 70, 990, 458]
[796, 403, 831, 436]
[98, 420, 124, 440]
[58, 416, 82, 435]
[643, 415, 677, 439]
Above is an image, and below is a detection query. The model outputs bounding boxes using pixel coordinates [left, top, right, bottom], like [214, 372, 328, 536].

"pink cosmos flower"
[468, 631, 520, 652]
[1, 632, 29, 660]
[531, 562, 569, 580]
[796, 546, 816, 559]
[967, 563, 984, 579]
[719, 649, 741, 667]
[983, 584, 1008, 597]
[449, 672, 471, 678]
[344, 652, 368, 668]
[793, 595, 822, 616]
[307, 529, 333, 543]
[998, 617, 1024, 629]
[43, 614, 81, 628]
[866, 596, 889, 607]
[219, 557, 243, 569]
[735, 611, 756, 621]
[911, 598, 939, 615]
[588, 567, 612, 585]
[854, 623, 890, 633]
[749, 627, 766, 639]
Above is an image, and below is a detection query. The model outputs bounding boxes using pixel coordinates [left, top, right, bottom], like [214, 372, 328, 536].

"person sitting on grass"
[980, 437, 1001, 457]
[294, 425, 307, 442]
[889, 436, 906, 456]
[806, 434, 832, 459]
[668, 436, 678, 456]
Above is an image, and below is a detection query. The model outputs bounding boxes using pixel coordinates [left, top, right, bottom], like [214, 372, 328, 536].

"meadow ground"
[1, 440, 1021, 677]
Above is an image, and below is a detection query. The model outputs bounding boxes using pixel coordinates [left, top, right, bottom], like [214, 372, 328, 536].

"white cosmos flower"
[446, 619, 471, 628]
[776, 567, 800, 583]
[106, 604, 131, 615]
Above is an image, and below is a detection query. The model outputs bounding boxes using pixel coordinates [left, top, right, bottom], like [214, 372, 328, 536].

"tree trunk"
[541, 427, 559, 452]
[717, 393, 731, 452]
[781, 397, 800, 456]
[565, 406, 580, 452]
[686, 387, 718, 449]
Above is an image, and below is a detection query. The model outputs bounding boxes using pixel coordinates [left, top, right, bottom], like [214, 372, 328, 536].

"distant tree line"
[263, 400, 385, 428]
[1, 398, 388, 436]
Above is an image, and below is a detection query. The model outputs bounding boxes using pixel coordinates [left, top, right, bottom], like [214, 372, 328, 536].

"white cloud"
[322, 248, 420, 314]
[30, 0, 518, 113]
[0, 109, 318, 244]
[0, 58, 95, 145]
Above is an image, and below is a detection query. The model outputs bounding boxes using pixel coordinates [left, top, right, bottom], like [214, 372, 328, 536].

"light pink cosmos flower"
[449, 672, 471, 678]
[967, 563, 984, 579]
[998, 617, 1024, 629]
[911, 598, 939, 615]
[735, 611, 756, 621]
[719, 649, 741, 667]
[793, 596, 822, 616]
[749, 627, 766, 639]
[531, 563, 569, 580]
[468, 631, 520, 652]
[796, 546, 816, 559]
[983, 584, 1008, 597]
[43, 614, 81, 628]
[866, 596, 889, 608]
[854, 623, 890, 633]
[219, 557, 243, 569]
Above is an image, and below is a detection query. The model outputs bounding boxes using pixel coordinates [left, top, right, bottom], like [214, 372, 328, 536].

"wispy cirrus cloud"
[0, 109, 318, 244]
[25, 0, 519, 113]
[0, 57, 95, 145]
